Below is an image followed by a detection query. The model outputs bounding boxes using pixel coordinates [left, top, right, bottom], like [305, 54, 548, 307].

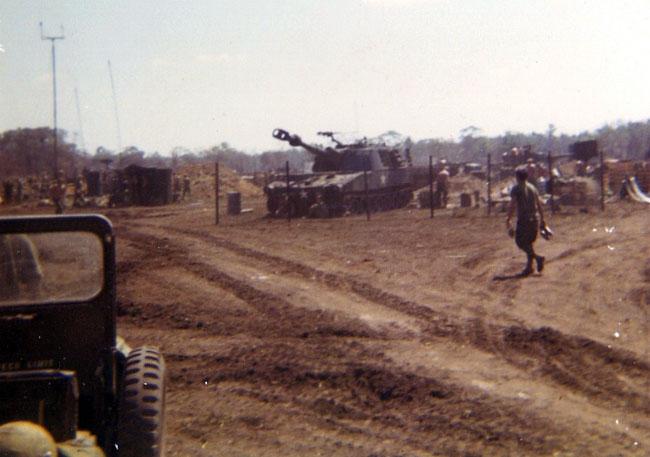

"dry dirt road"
[5, 198, 650, 456]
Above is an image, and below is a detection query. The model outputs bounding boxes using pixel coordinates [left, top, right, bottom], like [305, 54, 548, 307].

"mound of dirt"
[176, 163, 263, 201]
[448, 174, 486, 195]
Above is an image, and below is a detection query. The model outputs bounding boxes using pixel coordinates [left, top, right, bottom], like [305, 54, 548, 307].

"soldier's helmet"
[0, 421, 58, 457]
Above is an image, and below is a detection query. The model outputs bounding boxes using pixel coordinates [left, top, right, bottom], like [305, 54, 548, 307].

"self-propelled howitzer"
[265, 128, 413, 217]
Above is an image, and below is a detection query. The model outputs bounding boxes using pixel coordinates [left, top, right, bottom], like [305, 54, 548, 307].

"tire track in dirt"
[543, 238, 613, 263]
[165, 225, 458, 329]
[119, 223, 422, 335]
[164, 339, 586, 456]
[117, 228, 382, 340]
[162, 225, 650, 419]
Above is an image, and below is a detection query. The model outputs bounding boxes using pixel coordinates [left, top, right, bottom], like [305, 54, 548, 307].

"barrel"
[84, 171, 102, 196]
[460, 192, 472, 208]
[227, 192, 241, 215]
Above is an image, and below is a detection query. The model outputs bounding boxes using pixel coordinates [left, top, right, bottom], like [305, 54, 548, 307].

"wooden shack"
[123, 165, 172, 206]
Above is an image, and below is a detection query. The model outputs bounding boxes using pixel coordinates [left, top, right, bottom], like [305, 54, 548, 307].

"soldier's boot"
[521, 255, 534, 276]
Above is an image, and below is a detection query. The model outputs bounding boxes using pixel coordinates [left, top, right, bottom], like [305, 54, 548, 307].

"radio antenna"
[108, 60, 123, 152]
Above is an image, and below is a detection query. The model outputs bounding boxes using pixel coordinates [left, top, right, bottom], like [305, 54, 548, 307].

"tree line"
[410, 121, 650, 166]
[1, 120, 649, 180]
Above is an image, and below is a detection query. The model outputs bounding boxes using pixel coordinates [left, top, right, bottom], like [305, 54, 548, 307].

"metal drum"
[227, 192, 241, 215]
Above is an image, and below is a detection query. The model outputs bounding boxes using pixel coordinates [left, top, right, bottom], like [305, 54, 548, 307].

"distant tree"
[459, 126, 485, 162]
[459, 125, 481, 139]
[115, 146, 145, 168]
[146, 152, 169, 168]
[0, 127, 79, 178]
[411, 138, 460, 165]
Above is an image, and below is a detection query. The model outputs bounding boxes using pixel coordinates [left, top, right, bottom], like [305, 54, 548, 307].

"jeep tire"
[117, 346, 166, 457]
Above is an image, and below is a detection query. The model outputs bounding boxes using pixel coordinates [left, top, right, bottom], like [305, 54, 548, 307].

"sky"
[1, 0, 649, 155]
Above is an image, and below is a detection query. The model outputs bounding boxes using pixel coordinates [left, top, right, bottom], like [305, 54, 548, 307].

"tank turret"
[272, 128, 407, 173]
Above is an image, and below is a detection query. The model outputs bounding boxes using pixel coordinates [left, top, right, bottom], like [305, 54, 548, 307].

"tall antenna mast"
[40, 22, 65, 176]
[74, 87, 86, 153]
[108, 60, 122, 152]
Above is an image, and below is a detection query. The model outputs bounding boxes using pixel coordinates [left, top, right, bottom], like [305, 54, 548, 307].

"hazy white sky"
[1, 0, 649, 154]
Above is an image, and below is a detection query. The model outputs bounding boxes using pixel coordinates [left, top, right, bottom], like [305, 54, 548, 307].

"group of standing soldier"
[2, 170, 194, 211]
[1, 177, 30, 205]
[1, 173, 89, 214]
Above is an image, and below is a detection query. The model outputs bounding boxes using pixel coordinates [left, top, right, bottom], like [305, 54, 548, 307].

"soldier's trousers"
[515, 218, 538, 260]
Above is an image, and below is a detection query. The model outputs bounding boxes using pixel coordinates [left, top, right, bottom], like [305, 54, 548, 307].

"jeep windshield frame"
[0, 214, 116, 343]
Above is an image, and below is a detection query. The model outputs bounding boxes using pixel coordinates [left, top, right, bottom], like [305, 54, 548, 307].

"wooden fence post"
[363, 167, 370, 221]
[547, 150, 555, 215]
[487, 153, 492, 216]
[215, 162, 219, 225]
[429, 156, 434, 218]
[600, 149, 606, 211]
[285, 161, 291, 224]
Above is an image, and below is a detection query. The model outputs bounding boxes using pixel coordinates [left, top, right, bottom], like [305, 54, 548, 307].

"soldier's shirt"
[511, 181, 539, 221]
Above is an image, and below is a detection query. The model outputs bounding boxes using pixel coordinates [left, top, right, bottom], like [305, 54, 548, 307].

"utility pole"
[40, 22, 65, 176]
[108, 60, 123, 152]
[74, 87, 86, 153]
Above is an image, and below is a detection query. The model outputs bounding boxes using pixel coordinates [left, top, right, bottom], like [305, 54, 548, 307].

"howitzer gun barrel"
[272, 128, 327, 156]
[272, 128, 296, 144]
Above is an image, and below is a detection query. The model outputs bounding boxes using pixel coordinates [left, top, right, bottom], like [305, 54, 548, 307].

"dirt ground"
[3, 192, 649, 456]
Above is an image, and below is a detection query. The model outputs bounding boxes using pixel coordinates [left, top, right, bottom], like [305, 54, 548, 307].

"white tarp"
[623, 177, 650, 204]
